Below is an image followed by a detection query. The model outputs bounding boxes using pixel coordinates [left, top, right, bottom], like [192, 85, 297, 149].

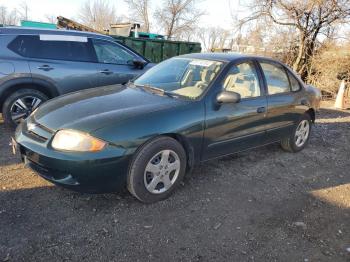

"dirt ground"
[0, 101, 349, 262]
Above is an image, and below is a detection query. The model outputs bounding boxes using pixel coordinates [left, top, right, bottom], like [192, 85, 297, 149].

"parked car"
[0, 27, 151, 126]
[14, 53, 321, 203]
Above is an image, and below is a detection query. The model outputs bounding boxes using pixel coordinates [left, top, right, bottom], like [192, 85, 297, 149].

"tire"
[281, 113, 312, 153]
[2, 89, 48, 127]
[127, 136, 187, 203]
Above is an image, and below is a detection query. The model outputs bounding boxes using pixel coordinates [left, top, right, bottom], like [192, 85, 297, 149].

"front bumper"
[15, 120, 131, 193]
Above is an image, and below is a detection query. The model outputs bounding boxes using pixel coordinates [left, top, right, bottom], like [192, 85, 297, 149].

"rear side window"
[8, 35, 95, 62]
[288, 71, 302, 91]
[260, 62, 290, 95]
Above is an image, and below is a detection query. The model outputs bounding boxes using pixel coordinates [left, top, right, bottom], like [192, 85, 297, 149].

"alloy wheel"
[10, 96, 42, 123]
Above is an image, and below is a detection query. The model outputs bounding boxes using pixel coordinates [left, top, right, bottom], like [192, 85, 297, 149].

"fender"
[0, 76, 59, 110]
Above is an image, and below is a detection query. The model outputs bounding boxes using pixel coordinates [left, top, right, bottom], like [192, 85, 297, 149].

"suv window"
[260, 62, 290, 95]
[288, 71, 302, 92]
[223, 62, 261, 99]
[8, 35, 94, 62]
[92, 39, 136, 65]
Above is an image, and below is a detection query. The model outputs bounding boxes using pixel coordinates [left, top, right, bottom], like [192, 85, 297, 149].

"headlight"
[51, 130, 106, 152]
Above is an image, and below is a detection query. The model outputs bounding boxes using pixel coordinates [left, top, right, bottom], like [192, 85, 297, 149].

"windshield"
[134, 58, 224, 99]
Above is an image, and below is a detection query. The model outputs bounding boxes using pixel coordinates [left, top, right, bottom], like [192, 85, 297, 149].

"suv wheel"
[127, 136, 187, 203]
[2, 89, 48, 127]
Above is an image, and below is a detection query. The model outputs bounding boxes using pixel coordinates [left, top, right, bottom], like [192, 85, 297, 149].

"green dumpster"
[111, 35, 201, 63]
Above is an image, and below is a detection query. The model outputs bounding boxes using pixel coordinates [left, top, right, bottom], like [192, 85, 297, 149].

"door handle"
[257, 107, 266, 113]
[99, 69, 113, 75]
[37, 65, 54, 71]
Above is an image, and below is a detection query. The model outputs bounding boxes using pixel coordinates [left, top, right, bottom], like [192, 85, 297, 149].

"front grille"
[27, 130, 48, 142]
[25, 117, 54, 143]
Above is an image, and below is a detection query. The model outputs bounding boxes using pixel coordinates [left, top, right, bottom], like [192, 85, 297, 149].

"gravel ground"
[0, 102, 349, 262]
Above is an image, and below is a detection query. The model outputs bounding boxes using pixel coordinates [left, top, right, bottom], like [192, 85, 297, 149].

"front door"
[203, 60, 268, 160]
[91, 39, 147, 86]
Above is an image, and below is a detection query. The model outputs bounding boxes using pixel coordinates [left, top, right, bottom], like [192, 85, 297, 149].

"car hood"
[34, 85, 185, 133]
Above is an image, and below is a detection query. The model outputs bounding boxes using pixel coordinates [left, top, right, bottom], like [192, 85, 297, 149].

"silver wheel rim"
[10, 96, 42, 123]
[144, 149, 181, 194]
[295, 120, 310, 147]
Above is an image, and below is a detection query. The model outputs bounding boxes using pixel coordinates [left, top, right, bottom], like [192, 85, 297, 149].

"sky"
[0, 0, 248, 30]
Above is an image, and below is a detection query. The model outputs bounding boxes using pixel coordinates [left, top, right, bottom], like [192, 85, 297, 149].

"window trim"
[221, 59, 264, 101]
[286, 69, 302, 92]
[258, 60, 293, 96]
[91, 38, 144, 66]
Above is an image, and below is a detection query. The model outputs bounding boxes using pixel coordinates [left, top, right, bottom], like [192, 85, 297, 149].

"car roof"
[178, 52, 281, 64]
[0, 27, 113, 40]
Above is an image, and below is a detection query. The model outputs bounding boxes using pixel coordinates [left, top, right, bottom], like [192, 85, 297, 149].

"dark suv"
[0, 27, 151, 126]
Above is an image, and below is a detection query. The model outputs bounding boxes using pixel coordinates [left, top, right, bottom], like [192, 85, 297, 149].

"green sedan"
[14, 53, 321, 203]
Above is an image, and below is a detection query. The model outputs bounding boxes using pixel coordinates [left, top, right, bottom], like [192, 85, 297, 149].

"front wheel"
[2, 89, 48, 127]
[127, 136, 187, 203]
[281, 113, 312, 153]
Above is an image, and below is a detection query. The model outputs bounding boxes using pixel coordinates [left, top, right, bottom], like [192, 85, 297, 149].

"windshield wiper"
[133, 83, 178, 98]
[141, 84, 164, 94]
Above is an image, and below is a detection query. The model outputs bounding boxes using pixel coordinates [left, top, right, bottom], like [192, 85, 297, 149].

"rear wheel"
[127, 136, 187, 203]
[281, 113, 312, 152]
[2, 89, 48, 127]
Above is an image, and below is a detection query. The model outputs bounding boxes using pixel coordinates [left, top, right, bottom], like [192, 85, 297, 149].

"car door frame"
[201, 57, 269, 161]
[91, 37, 149, 62]
[255, 58, 308, 142]
[90, 37, 150, 85]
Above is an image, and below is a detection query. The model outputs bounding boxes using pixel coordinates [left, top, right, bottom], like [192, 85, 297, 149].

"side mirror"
[216, 91, 241, 104]
[133, 59, 146, 69]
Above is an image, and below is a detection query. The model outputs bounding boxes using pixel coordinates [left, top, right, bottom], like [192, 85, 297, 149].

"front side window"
[134, 58, 224, 99]
[8, 35, 94, 62]
[223, 62, 261, 99]
[260, 62, 290, 95]
[92, 39, 136, 65]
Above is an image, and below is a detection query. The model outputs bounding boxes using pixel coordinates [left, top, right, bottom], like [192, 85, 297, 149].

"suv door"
[258, 60, 305, 142]
[91, 38, 148, 86]
[203, 60, 268, 160]
[9, 34, 100, 95]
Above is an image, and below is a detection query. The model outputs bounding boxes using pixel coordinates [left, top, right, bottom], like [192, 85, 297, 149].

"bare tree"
[18, 1, 30, 20]
[79, 0, 117, 31]
[308, 41, 350, 97]
[240, 0, 350, 79]
[125, 0, 151, 32]
[197, 27, 230, 51]
[264, 26, 299, 63]
[45, 14, 57, 24]
[154, 0, 204, 39]
[0, 6, 19, 25]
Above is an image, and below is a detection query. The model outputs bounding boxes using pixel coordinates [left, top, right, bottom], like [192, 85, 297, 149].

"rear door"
[258, 60, 306, 142]
[91, 39, 148, 86]
[11, 34, 100, 95]
[203, 60, 268, 160]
